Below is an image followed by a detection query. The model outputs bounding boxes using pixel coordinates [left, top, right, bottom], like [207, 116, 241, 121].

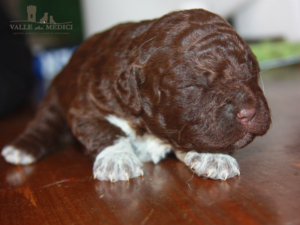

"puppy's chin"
[233, 133, 254, 149]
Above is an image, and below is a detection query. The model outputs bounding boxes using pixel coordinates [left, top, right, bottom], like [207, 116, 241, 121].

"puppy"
[2, 9, 271, 181]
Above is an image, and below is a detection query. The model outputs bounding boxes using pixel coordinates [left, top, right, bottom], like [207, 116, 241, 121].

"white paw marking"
[184, 152, 240, 180]
[1, 145, 36, 165]
[132, 134, 172, 164]
[105, 115, 172, 164]
[93, 137, 144, 182]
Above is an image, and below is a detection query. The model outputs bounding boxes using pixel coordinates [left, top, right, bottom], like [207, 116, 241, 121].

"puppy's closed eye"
[177, 85, 195, 90]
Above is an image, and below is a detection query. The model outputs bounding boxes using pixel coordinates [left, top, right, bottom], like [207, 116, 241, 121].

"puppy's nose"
[237, 108, 256, 125]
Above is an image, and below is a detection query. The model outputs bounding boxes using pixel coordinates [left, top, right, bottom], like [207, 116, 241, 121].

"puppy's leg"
[105, 115, 173, 164]
[70, 115, 143, 182]
[2, 88, 68, 165]
[93, 137, 144, 182]
[175, 151, 240, 180]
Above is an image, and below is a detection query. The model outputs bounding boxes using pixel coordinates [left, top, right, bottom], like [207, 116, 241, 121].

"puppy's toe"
[2, 146, 36, 165]
[93, 152, 143, 182]
[185, 152, 240, 180]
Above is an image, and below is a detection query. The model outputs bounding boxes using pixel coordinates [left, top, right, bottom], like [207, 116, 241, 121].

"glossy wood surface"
[1, 67, 300, 225]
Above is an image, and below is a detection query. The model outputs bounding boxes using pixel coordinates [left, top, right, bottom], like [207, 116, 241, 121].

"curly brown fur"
[2, 9, 271, 181]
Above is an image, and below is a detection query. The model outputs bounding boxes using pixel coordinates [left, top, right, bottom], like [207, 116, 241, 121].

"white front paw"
[2, 146, 36, 165]
[185, 152, 240, 180]
[93, 137, 144, 182]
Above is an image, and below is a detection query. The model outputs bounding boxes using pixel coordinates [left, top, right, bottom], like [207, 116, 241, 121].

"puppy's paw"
[2, 146, 36, 165]
[93, 137, 144, 182]
[185, 152, 240, 180]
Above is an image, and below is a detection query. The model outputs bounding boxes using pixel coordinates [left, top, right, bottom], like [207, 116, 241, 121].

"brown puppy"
[2, 9, 271, 181]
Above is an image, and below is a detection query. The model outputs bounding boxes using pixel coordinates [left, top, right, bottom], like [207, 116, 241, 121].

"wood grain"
[1, 69, 300, 225]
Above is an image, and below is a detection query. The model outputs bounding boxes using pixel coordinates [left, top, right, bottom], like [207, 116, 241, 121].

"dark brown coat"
[4, 9, 271, 177]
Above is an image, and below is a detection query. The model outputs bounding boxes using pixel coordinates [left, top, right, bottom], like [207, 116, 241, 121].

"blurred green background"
[250, 41, 300, 61]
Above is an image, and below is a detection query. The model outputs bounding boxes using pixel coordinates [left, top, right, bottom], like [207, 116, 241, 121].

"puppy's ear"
[115, 67, 142, 114]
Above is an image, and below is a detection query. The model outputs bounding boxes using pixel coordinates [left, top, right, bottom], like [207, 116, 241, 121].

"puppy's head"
[116, 9, 271, 153]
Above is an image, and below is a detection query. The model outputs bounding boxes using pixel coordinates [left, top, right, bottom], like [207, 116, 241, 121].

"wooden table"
[1, 69, 300, 225]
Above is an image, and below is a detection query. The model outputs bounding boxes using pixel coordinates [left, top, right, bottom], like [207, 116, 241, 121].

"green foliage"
[249, 40, 300, 61]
